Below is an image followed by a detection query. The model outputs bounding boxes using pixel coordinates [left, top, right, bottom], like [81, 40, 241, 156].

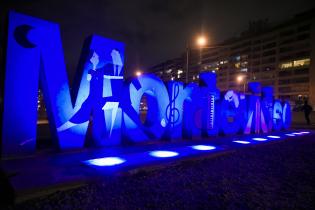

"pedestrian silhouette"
[302, 100, 312, 125]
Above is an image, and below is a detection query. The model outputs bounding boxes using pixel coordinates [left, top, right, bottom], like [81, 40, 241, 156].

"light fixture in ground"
[149, 150, 179, 158]
[191, 145, 216, 151]
[233, 140, 250, 144]
[85, 157, 126, 166]
[267, 135, 281, 139]
[300, 131, 310, 134]
[252, 138, 268, 141]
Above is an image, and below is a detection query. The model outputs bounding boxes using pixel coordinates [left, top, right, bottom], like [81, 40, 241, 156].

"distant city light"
[85, 157, 126, 166]
[285, 134, 295, 137]
[233, 140, 250, 144]
[149, 150, 179, 158]
[191, 145, 216, 151]
[252, 138, 268, 141]
[135, 71, 142, 77]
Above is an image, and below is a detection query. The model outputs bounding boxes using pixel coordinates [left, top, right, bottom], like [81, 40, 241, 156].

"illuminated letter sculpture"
[122, 74, 169, 142]
[244, 82, 268, 134]
[165, 81, 196, 139]
[221, 90, 246, 135]
[199, 73, 220, 136]
[1, 12, 292, 158]
[2, 12, 124, 157]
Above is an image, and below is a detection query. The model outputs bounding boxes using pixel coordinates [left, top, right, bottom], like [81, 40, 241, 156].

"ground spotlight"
[252, 138, 268, 141]
[233, 140, 250, 144]
[191, 145, 216, 151]
[149, 150, 179, 158]
[267, 135, 281, 139]
[85, 157, 126, 166]
[300, 131, 310, 134]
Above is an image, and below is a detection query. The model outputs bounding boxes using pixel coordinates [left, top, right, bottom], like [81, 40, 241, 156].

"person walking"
[302, 100, 313, 125]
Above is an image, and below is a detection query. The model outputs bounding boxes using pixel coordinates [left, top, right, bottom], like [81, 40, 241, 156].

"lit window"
[235, 62, 240, 68]
[293, 58, 310, 67]
[280, 62, 293, 69]
[241, 61, 248, 67]
[177, 70, 183, 74]
[280, 58, 310, 69]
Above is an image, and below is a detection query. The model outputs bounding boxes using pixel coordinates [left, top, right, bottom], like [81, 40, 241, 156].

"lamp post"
[237, 74, 246, 94]
[196, 35, 207, 64]
[185, 44, 189, 83]
[185, 35, 207, 84]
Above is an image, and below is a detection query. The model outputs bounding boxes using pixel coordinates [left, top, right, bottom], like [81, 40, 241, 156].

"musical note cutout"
[166, 83, 180, 127]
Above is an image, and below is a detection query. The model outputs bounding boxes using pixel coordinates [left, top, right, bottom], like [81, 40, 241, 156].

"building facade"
[148, 9, 315, 107]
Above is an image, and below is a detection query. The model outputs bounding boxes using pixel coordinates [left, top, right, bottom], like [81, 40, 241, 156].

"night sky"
[1, 0, 315, 81]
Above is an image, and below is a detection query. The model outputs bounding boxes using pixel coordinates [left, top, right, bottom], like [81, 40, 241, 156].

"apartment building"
[148, 9, 315, 106]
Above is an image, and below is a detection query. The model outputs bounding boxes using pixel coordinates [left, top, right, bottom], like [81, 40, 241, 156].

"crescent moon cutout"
[14, 25, 36, 48]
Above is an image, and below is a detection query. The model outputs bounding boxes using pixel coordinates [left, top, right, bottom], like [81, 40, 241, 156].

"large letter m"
[1, 12, 124, 158]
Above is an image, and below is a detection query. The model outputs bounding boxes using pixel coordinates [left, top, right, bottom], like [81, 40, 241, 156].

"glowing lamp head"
[237, 75, 244, 83]
[135, 71, 142, 77]
[196, 36, 207, 47]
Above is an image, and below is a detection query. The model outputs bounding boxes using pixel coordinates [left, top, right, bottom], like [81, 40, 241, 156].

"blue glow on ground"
[252, 138, 268, 141]
[267, 135, 281, 139]
[81, 130, 307, 172]
[233, 140, 250, 144]
[292, 132, 303, 135]
[85, 157, 126, 166]
[149, 150, 179, 158]
[300, 131, 310, 134]
[191, 145, 216, 151]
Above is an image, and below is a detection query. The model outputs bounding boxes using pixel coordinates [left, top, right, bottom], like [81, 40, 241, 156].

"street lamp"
[135, 71, 142, 77]
[196, 36, 207, 47]
[197, 35, 207, 65]
[186, 35, 208, 83]
[237, 75, 246, 94]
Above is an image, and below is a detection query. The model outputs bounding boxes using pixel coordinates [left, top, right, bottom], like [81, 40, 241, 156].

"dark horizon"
[1, 0, 315, 81]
